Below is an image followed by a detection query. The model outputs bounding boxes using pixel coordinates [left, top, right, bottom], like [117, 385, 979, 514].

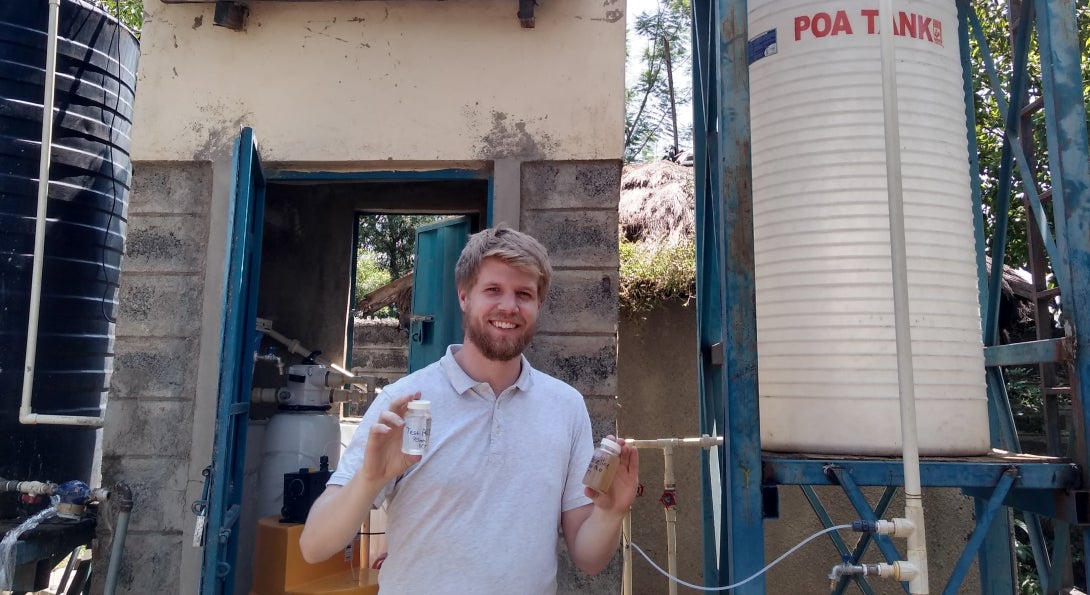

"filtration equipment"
[256, 363, 344, 520]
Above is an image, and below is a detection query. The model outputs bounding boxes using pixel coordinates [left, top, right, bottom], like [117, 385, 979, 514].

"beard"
[463, 315, 536, 362]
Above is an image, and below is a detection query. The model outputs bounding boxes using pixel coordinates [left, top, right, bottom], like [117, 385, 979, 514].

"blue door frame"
[199, 128, 267, 594]
[197, 140, 492, 593]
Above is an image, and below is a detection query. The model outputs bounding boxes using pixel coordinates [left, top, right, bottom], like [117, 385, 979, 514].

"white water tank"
[256, 411, 341, 519]
[749, 0, 990, 455]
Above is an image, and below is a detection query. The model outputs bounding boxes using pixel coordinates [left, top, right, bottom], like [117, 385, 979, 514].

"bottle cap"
[599, 437, 621, 455]
[408, 400, 431, 410]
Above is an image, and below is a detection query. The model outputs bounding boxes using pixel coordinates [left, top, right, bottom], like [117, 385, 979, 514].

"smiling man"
[300, 225, 638, 594]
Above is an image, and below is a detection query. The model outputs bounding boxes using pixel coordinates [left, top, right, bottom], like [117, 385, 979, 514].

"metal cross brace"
[942, 468, 1018, 594]
[825, 465, 910, 593]
[800, 484, 898, 595]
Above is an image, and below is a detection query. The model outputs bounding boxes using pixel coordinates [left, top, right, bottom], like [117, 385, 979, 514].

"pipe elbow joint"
[111, 481, 134, 512]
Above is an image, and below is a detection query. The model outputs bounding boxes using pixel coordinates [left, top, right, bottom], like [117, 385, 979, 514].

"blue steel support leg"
[942, 469, 1017, 594]
[975, 495, 1017, 595]
[827, 467, 908, 593]
[1047, 520, 1070, 591]
[1024, 512, 1054, 592]
[692, 0, 725, 586]
[714, 0, 764, 592]
[1034, 0, 1090, 587]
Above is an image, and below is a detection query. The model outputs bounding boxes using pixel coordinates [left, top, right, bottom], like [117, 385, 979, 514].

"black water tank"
[0, 0, 139, 501]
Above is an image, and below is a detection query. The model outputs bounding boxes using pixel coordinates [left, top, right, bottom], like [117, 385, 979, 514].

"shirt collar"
[440, 344, 534, 396]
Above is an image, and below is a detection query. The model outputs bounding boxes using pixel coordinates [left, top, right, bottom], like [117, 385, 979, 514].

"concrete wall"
[94, 162, 214, 594]
[617, 301, 705, 592]
[617, 300, 982, 594]
[133, 0, 625, 163]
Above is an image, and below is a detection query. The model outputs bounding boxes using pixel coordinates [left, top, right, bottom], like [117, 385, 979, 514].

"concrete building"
[95, 1, 626, 593]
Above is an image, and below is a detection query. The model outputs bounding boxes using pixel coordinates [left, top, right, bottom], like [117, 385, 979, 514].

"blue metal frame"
[693, 0, 766, 591]
[692, 0, 725, 585]
[200, 128, 266, 595]
[695, 0, 1090, 592]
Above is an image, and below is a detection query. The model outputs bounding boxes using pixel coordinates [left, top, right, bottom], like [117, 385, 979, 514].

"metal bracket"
[517, 0, 536, 28]
[409, 314, 434, 344]
[213, 1, 248, 31]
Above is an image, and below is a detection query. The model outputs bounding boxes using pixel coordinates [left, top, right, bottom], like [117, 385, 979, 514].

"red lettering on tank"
[861, 9, 879, 34]
[812, 12, 832, 37]
[831, 10, 853, 36]
[795, 15, 811, 41]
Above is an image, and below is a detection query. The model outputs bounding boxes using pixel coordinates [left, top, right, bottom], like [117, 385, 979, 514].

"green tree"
[968, 0, 1090, 272]
[354, 249, 391, 297]
[353, 214, 443, 319]
[625, 0, 692, 162]
[356, 214, 443, 281]
[98, 0, 143, 32]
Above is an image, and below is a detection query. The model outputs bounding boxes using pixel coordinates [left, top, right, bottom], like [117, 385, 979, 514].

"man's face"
[459, 257, 542, 362]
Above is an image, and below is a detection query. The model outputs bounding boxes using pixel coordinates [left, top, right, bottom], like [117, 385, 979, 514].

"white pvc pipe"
[258, 318, 355, 378]
[877, 1, 928, 591]
[620, 435, 723, 595]
[663, 443, 678, 595]
[19, 0, 105, 429]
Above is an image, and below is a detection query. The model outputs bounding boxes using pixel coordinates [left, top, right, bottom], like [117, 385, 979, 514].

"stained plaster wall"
[617, 300, 982, 594]
[105, 0, 625, 590]
[131, 0, 625, 163]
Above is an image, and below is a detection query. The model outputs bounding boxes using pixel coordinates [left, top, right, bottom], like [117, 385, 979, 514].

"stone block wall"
[520, 160, 623, 594]
[347, 319, 409, 417]
[93, 162, 213, 594]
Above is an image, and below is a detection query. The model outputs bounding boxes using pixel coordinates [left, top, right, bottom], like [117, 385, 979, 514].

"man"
[300, 225, 638, 594]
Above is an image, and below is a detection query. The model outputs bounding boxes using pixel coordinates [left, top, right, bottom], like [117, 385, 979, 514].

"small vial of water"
[582, 437, 622, 493]
[401, 400, 432, 455]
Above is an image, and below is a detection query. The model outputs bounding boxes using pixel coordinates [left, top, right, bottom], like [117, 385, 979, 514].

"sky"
[625, 0, 695, 155]
[625, 0, 662, 85]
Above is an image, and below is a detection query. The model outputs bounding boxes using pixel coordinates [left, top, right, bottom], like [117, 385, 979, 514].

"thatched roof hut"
[617, 160, 1039, 337]
[619, 160, 695, 247]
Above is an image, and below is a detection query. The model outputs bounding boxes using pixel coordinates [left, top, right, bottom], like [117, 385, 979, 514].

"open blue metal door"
[196, 128, 266, 595]
[408, 216, 470, 372]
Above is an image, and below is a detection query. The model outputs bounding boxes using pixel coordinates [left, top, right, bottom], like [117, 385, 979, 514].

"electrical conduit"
[19, 0, 105, 428]
[878, 0, 928, 591]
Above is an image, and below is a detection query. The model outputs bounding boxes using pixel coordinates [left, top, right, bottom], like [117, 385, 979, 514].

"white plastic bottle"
[582, 437, 622, 493]
[401, 400, 432, 455]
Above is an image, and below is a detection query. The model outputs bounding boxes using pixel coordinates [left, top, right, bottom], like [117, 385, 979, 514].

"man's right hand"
[363, 391, 423, 484]
[300, 391, 424, 564]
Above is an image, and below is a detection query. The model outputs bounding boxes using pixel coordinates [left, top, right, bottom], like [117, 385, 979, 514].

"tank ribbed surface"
[0, 0, 138, 493]
[749, 0, 989, 455]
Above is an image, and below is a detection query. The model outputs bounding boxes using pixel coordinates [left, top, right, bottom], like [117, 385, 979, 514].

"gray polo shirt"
[330, 345, 594, 594]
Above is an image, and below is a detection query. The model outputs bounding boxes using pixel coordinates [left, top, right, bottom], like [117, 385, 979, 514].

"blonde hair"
[455, 224, 552, 301]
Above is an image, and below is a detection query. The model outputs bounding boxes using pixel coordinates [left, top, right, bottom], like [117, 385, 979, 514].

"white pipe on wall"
[620, 435, 723, 595]
[19, 0, 106, 429]
[878, 0, 929, 591]
[662, 443, 678, 595]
